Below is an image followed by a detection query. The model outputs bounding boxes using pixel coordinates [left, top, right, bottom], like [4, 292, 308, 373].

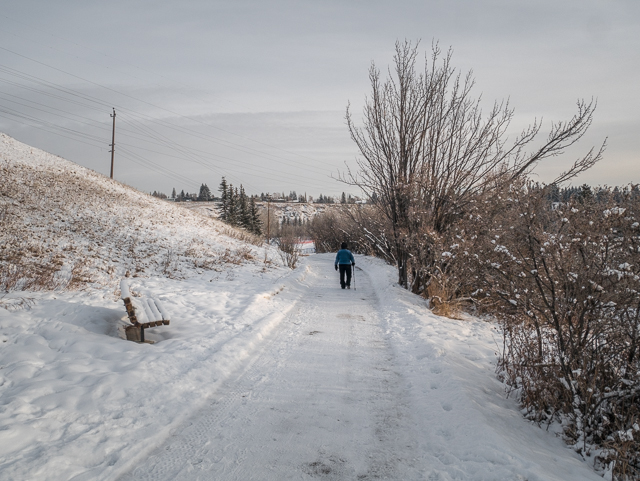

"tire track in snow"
[116, 297, 308, 481]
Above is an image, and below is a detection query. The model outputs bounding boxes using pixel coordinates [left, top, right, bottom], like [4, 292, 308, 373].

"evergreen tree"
[198, 183, 212, 201]
[171, 187, 177, 199]
[341, 192, 347, 204]
[239, 185, 251, 229]
[227, 184, 237, 225]
[219, 177, 228, 221]
[546, 184, 561, 203]
[179, 190, 185, 202]
[612, 185, 622, 202]
[249, 196, 262, 235]
[577, 184, 593, 203]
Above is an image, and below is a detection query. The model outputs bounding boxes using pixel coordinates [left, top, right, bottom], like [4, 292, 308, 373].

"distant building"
[296, 240, 316, 255]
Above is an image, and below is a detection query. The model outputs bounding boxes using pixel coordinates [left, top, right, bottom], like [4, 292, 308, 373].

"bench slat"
[146, 298, 163, 322]
[141, 299, 156, 324]
[153, 298, 171, 322]
[130, 297, 149, 324]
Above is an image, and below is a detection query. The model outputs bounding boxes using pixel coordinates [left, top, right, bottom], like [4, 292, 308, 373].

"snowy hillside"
[0, 132, 263, 296]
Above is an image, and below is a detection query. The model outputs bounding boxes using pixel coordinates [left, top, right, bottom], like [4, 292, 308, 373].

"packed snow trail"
[119, 256, 418, 480]
[117, 255, 600, 481]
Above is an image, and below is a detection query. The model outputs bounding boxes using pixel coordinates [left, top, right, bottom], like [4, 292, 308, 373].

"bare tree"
[277, 226, 300, 269]
[342, 40, 605, 290]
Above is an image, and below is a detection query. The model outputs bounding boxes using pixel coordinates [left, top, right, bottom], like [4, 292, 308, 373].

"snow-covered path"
[118, 255, 601, 481]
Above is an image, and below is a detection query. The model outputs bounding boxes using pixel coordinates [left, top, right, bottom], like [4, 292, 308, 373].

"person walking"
[334, 242, 355, 289]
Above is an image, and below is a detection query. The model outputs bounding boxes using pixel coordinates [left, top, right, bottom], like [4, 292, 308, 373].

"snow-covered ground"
[0, 133, 604, 480]
[0, 254, 602, 480]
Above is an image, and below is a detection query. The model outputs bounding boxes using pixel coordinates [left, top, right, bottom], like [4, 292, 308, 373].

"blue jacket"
[335, 249, 355, 266]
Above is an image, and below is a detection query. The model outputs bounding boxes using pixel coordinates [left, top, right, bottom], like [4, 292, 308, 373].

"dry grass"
[425, 268, 474, 319]
[218, 225, 263, 246]
[0, 294, 35, 311]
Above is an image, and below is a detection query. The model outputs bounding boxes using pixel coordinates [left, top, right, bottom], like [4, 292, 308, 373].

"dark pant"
[339, 264, 352, 288]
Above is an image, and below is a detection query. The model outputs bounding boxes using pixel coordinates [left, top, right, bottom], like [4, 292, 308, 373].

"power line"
[0, 63, 337, 188]
[0, 14, 255, 112]
[0, 17, 329, 162]
[0, 71, 333, 189]
[0, 91, 110, 132]
[0, 50, 346, 194]
[0, 100, 338, 194]
[0, 105, 107, 144]
[0, 50, 334, 176]
[117, 112, 332, 190]
[0, 111, 107, 150]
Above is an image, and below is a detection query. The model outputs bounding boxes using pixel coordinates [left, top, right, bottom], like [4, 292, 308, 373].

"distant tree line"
[152, 185, 215, 202]
[546, 183, 640, 203]
[155, 185, 364, 205]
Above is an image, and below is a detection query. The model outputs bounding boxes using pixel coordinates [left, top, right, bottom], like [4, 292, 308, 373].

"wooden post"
[267, 199, 271, 245]
[110, 108, 116, 179]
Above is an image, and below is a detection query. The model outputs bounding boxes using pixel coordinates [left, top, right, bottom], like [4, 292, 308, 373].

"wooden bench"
[120, 279, 170, 343]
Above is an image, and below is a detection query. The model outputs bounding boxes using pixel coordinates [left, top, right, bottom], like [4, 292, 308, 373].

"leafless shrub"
[426, 264, 473, 318]
[218, 246, 255, 265]
[234, 245, 254, 261]
[306, 205, 394, 260]
[450, 184, 640, 478]
[66, 259, 93, 290]
[158, 247, 177, 276]
[277, 227, 300, 269]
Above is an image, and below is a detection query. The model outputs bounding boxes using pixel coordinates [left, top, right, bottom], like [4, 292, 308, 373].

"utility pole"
[109, 108, 116, 179]
[266, 197, 271, 245]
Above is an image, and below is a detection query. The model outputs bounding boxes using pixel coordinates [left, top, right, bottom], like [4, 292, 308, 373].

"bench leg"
[140, 326, 145, 343]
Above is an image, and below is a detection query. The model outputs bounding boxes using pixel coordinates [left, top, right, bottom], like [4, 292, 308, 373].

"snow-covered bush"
[460, 184, 640, 479]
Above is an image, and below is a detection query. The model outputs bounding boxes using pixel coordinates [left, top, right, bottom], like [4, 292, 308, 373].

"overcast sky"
[1, 0, 638, 197]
